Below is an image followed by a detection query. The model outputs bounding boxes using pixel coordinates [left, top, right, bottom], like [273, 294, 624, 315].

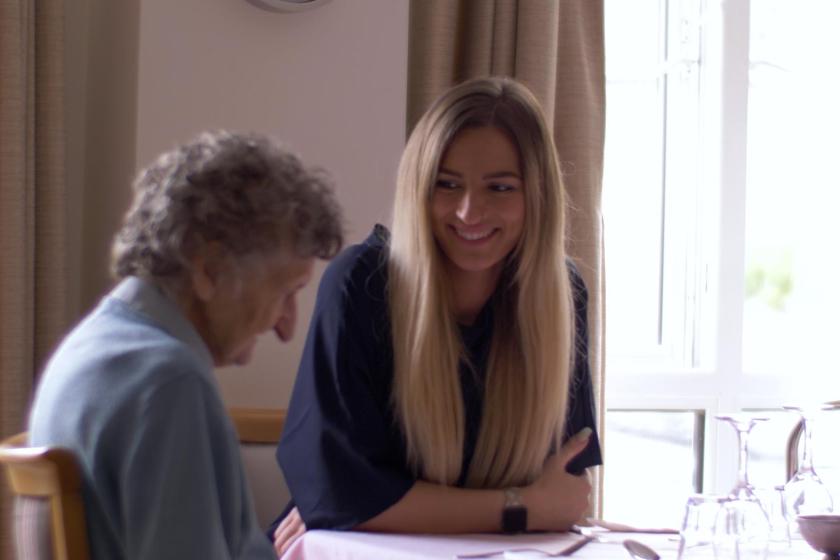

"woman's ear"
[190, 242, 225, 302]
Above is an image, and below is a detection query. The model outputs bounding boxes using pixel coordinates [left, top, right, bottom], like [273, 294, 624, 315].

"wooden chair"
[229, 407, 286, 444]
[0, 432, 90, 560]
[227, 408, 289, 529]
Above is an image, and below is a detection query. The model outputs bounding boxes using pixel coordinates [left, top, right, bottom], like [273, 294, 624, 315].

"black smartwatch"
[501, 487, 528, 533]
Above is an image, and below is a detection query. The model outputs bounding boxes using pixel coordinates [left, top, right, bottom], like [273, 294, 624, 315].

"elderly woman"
[27, 131, 343, 560]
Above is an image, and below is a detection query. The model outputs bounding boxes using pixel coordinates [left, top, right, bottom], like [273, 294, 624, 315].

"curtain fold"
[407, 0, 606, 516]
[0, 0, 67, 555]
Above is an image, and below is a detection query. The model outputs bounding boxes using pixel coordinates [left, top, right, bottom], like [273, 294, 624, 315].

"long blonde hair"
[389, 77, 575, 488]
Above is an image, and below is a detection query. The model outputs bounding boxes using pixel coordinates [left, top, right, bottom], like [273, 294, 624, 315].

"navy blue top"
[276, 225, 602, 530]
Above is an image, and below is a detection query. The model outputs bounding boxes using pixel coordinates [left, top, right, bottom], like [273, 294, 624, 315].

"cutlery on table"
[457, 537, 660, 559]
[454, 532, 662, 559]
[454, 535, 592, 558]
[622, 539, 660, 560]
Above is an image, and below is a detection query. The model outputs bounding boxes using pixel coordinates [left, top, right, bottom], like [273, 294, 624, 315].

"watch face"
[502, 506, 528, 533]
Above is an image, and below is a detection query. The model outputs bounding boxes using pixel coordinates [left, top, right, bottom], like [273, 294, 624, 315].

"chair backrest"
[228, 408, 290, 530]
[0, 432, 90, 560]
[786, 420, 803, 482]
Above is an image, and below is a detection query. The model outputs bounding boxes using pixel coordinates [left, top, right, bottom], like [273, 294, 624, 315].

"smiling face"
[191, 251, 315, 367]
[431, 126, 525, 288]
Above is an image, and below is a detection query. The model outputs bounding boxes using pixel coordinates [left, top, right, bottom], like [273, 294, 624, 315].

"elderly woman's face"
[194, 252, 315, 367]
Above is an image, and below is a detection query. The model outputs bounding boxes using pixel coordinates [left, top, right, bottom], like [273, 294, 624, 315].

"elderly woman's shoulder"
[38, 311, 214, 409]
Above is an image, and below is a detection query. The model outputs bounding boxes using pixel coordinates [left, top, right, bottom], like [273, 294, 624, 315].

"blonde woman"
[273, 77, 602, 555]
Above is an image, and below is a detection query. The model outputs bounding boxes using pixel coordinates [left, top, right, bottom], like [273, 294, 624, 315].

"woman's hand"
[522, 428, 593, 532]
[273, 507, 306, 558]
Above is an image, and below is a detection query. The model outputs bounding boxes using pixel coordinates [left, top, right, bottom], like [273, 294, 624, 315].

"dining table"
[281, 528, 821, 559]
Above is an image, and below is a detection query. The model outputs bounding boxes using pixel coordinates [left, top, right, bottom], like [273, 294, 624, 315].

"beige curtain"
[407, 0, 606, 516]
[0, 0, 67, 554]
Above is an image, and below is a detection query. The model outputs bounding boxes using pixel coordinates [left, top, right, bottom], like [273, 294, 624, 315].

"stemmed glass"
[783, 405, 834, 533]
[714, 414, 772, 559]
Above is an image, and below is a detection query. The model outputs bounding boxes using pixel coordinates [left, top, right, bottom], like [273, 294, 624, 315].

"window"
[602, 0, 840, 525]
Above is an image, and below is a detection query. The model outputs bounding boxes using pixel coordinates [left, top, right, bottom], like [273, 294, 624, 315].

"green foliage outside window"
[744, 249, 793, 311]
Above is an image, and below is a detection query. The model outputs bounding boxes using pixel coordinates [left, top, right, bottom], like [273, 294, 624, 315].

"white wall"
[69, 0, 141, 319]
[134, 0, 409, 407]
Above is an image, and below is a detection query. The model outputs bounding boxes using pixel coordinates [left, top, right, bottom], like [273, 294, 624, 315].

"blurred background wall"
[67, 0, 408, 407]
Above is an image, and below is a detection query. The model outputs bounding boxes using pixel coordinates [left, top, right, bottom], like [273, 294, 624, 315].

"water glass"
[678, 494, 725, 559]
[755, 485, 790, 545]
[714, 498, 770, 560]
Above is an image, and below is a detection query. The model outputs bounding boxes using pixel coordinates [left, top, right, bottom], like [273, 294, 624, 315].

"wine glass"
[714, 414, 771, 559]
[783, 405, 834, 535]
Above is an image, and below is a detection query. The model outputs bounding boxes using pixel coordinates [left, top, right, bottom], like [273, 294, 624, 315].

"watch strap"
[501, 487, 527, 533]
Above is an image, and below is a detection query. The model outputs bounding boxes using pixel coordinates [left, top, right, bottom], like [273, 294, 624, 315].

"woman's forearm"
[357, 480, 506, 533]
[356, 432, 593, 534]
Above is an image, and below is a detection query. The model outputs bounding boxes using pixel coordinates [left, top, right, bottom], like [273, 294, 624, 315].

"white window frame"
[603, 0, 814, 500]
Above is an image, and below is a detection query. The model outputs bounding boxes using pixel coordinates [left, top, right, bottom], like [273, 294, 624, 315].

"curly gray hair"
[111, 130, 343, 291]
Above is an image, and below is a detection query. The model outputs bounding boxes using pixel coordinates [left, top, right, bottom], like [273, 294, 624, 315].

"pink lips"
[450, 225, 498, 243]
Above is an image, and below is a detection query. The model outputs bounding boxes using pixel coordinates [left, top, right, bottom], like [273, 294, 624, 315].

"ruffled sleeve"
[277, 230, 414, 529]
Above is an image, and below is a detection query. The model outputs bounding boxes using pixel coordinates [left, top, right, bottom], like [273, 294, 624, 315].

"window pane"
[604, 0, 667, 356]
[604, 0, 702, 368]
[743, 0, 840, 386]
[603, 410, 701, 527]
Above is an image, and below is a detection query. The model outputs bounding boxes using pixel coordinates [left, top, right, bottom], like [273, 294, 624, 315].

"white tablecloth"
[282, 529, 821, 559]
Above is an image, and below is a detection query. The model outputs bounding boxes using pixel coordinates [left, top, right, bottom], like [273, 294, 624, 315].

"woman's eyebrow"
[438, 168, 521, 180]
[438, 167, 461, 177]
[483, 171, 522, 180]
